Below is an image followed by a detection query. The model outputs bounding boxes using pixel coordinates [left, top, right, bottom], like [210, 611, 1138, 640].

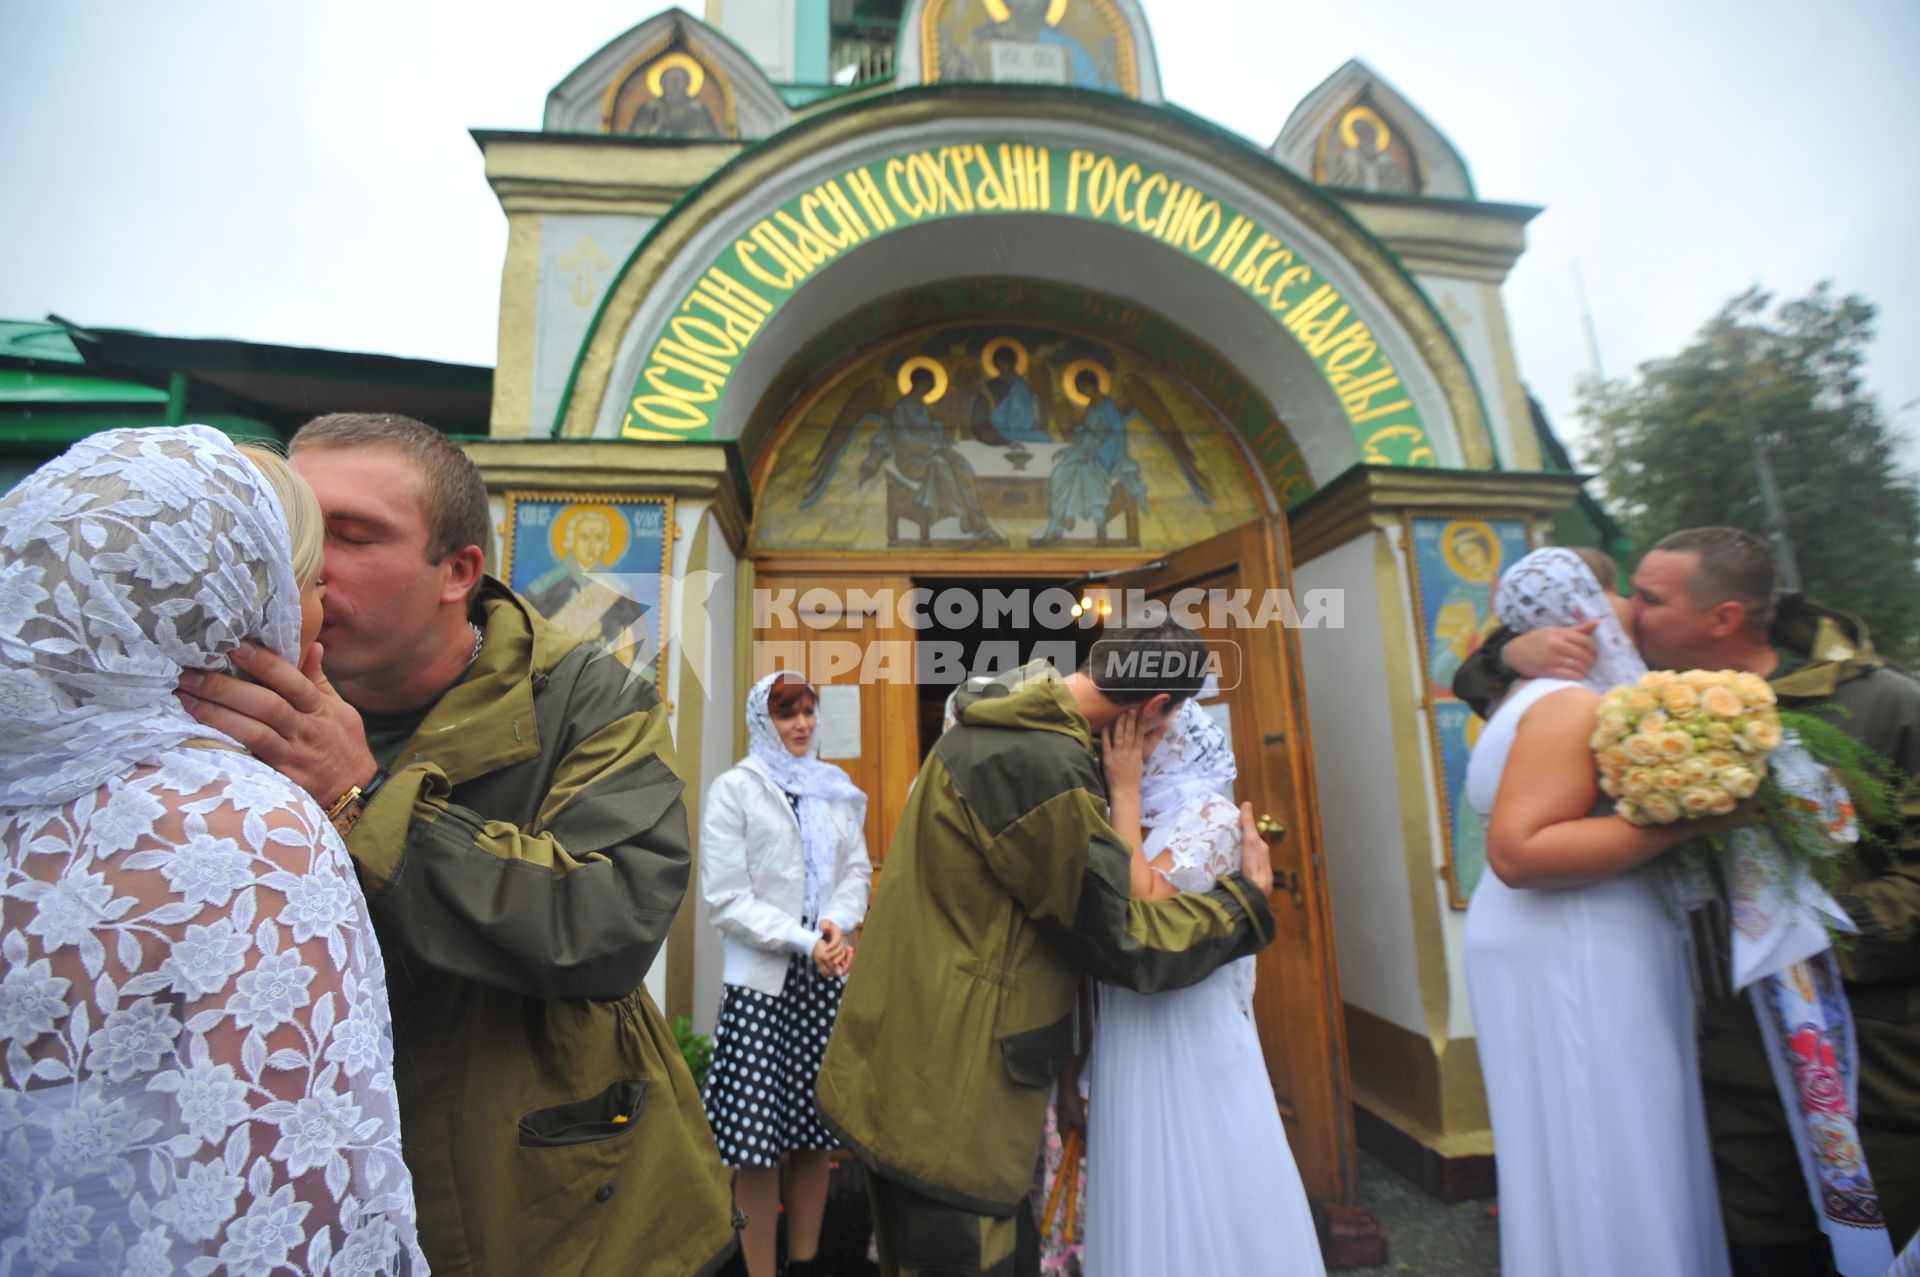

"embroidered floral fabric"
[1138, 700, 1256, 1017]
[0, 428, 303, 810]
[0, 427, 423, 1274]
[1136, 696, 1235, 832]
[2, 752, 423, 1275]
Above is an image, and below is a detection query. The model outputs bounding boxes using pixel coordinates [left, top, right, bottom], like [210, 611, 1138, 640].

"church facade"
[465, 0, 1595, 1207]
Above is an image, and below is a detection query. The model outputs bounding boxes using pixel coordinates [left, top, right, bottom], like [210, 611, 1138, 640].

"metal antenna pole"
[1739, 387, 1804, 592]
[1730, 331, 1804, 591]
[1572, 259, 1607, 388]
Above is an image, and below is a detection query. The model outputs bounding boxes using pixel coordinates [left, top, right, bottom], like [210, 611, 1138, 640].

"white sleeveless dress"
[1464, 678, 1730, 1277]
[1083, 792, 1326, 1277]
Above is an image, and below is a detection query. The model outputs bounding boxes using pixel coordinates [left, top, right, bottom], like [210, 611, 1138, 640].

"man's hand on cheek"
[177, 641, 379, 807]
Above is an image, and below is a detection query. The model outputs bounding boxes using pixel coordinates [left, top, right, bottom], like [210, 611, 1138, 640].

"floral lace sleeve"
[1142, 793, 1244, 895]
[1, 748, 423, 1276]
[1143, 793, 1258, 1018]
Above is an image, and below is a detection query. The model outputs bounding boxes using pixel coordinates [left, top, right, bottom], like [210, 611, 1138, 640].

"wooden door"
[1096, 517, 1356, 1206]
[750, 571, 922, 867]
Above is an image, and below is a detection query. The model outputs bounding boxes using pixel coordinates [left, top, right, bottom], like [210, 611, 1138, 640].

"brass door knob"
[1255, 814, 1288, 843]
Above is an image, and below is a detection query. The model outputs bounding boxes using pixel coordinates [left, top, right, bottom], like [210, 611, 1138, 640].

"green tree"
[1580, 284, 1920, 664]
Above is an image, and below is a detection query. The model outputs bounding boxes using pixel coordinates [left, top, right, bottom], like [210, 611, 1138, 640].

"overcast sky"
[4, 0, 1916, 471]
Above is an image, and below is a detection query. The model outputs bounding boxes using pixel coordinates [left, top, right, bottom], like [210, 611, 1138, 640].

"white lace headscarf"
[745, 671, 867, 919]
[0, 425, 303, 809]
[1138, 694, 1237, 830]
[1494, 547, 1648, 694]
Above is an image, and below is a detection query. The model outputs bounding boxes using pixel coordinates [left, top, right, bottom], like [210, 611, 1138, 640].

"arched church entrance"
[536, 88, 1506, 1216]
[745, 281, 1356, 1203]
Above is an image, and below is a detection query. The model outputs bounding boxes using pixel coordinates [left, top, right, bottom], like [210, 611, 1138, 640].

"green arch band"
[622, 138, 1439, 468]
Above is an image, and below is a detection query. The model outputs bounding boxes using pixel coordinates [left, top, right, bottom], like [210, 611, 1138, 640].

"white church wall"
[1295, 530, 1427, 1036]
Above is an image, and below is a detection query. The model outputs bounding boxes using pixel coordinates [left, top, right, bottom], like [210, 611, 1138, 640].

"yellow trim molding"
[491, 212, 545, 437]
[1334, 192, 1540, 285]
[664, 505, 716, 1021]
[1288, 463, 1583, 568]
[482, 135, 746, 216]
[1371, 524, 1453, 1047]
[462, 439, 751, 560]
[1345, 1004, 1493, 1150]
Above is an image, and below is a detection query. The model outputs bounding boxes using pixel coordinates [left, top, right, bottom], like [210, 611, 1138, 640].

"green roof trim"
[0, 368, 169, 405]
[0, 321, 86, 365]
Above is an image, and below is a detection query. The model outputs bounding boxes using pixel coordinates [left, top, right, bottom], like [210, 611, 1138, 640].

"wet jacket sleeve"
[1833, 681, 1920, 985]
[347, 656, 690, 1002]
[1452, 624, 1517, 720]
[1839, 855, 1920, 984]
[980, 786, 1275, 994]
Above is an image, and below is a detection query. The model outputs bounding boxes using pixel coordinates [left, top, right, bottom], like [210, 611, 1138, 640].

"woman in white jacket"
[701, 671, 872, 1277]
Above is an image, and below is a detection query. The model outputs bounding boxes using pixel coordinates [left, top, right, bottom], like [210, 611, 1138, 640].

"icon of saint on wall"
[1425, 519, 1501, 686]
[1031, 361, 1211, 545]
[802, 356, 1007, 544]
[612, 48, 731, 138]
[929, 0, 1132, 94]
[523, 502, 659, 668]
[1322, 104, 1417, 194]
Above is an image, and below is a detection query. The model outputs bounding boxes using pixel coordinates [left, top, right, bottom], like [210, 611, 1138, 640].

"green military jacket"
[1765, 597, 1920, 1153]
[815, 668, 1277, 1214]
[347, 580, 736, 1277]
[1453, 594, 1920, 1138]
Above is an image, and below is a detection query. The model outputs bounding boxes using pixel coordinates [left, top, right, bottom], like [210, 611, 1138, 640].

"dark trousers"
[865, 1170, 1039, 1277]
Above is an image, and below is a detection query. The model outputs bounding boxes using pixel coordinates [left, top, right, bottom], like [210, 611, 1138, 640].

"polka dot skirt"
[702, 951, 844, 1168]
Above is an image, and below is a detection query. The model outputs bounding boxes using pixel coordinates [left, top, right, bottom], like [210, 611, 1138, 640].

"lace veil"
[0, 427, 424, 1274]
[1494, 547, 1648, 694]
[0, 425, 303, 809]
[744, 672, 867, 920]
[1137, 696, 1236, 830]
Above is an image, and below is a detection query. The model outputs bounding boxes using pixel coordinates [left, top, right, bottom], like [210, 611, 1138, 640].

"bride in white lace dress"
[1083, 698, 1325, 1277]
[0, 427, 424, 1274]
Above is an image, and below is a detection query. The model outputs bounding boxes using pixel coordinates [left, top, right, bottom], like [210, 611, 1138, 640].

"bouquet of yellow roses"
[1590, 669, 1784, 826]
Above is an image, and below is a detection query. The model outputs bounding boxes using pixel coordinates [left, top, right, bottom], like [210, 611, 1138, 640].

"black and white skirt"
[702, 951, 845, 1168]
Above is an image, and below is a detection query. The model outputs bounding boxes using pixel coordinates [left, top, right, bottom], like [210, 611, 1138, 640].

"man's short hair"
[1079, 617, 1209, 705]
[1652, 526, 1777, 631]
[291, 413, 490, 564]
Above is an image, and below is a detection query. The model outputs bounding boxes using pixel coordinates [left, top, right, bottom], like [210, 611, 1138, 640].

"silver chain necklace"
[467, 622, 484, 667]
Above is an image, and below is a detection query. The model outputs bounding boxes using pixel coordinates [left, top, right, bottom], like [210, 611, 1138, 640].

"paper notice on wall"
[817, 684, 862, 760]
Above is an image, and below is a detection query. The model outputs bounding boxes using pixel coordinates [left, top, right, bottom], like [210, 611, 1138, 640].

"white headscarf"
[0, 425, 303, 809]
[1494, 547, 1648, 694]
[1138, 694, 1237, 830]
[745, 671, 867, 919]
